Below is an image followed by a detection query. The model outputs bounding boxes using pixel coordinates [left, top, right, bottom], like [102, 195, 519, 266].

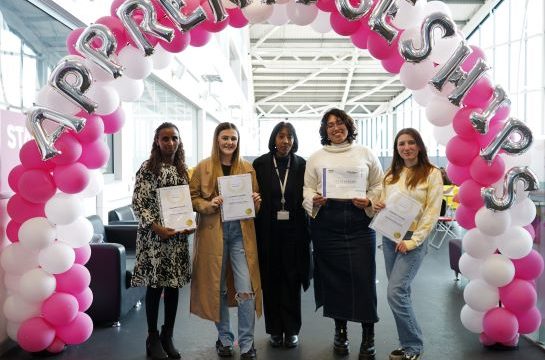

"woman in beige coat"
[190, 122, 262, 360]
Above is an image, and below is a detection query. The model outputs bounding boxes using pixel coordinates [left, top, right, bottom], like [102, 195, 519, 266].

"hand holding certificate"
[369, 191, 422, 243]
[157, 185, 196, 232]
[218, 173, 255, 222]
[322, 167, 367, 199]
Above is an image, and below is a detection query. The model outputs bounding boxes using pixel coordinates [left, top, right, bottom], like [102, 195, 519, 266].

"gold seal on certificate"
[369, 191, 422, 243]
[157, 185, 196, 231]
[218, 173, 255, 222]
[322, 167, 368, 199]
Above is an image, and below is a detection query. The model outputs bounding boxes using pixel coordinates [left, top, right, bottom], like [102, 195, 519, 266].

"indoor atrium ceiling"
[250, 0, 491, 120]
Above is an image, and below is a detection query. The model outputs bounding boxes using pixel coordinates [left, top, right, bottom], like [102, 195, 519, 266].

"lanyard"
[273, 156, 290, 210]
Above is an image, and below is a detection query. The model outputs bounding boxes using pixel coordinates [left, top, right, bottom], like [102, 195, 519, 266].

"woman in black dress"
[253, 122, 311, 348]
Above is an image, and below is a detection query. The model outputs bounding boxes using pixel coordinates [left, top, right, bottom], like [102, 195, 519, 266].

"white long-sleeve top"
[303, 142, 384, 218]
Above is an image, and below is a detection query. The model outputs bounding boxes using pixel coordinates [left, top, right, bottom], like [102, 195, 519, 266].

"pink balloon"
[74, 244, 92, 265]
[483, 308, 518, 343]
[74, 112, 105, 144]
[446, 136, 479, 166]
[158, 17, 191, 52]
[478, 118, 506, 148]
[350, 25, 372, 49]
[8, 164, 25, 193]
[42, 293, 79, 326]
[330, 11, 361, 36]
[470, 156, 505, 186]
[101, 106, 126, 134]
[452, 107, 481, 140]
[6, 220, 21, 243]
[457, 179, 484, 210]
[523, 224, 536, 240]
[56, 312, 93, 345]
[53, 163, 90, 194]
[512, 250, 544, 280]
[50, 133, 82, 166]
[79, 140, 110, 170]
[381, 50, 404, 74]
[201, 1, 229, 33]
[500, 333, 519, 347]
[6, 195, 46, 223]
[455, 204, 477, 230]
[479, 332, 495, 346]
[95, 16, 129, 54]
[516, 306, 541, 334]
[189, 26, 211, 47]
[446, 163, 471, 186]
[227, 8, 249, 28]
[46, 337, 66, 354]
[18, 169, 56, 204]
[463, 76, 494, 109]
[19, 141, 54, 171]
[316, 0, 337, 12]
[367, 31, 398, 60]
[462, 45, 487, 72]
[17, 317, 55, 352]
[500, 279, 537, 315]
[73, 287, 94, 312]
[55, 264, 91, 295]
[66, 28, 85, 55]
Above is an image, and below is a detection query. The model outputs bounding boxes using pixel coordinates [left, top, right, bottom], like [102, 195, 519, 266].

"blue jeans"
[382, 237, 427, 356]
[216, 221, 255, 353]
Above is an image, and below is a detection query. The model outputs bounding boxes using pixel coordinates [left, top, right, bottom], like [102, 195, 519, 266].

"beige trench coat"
[189, 158, 262, 322]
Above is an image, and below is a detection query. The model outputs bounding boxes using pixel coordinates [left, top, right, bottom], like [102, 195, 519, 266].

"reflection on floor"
[3, 232, 545, 360]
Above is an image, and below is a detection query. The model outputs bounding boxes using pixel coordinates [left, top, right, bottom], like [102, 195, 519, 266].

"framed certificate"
[218, 173, 255, 222]
[157, 185, 196, 231]
[322, 167, 367, 199]
[369, 191, 422, 243]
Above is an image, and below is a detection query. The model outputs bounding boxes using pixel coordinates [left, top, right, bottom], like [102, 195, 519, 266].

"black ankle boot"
[359, 323, 376, 360]
[147, 331, 168, 360]
[334, 325, 349, 355]
[160, 325, 181, 359]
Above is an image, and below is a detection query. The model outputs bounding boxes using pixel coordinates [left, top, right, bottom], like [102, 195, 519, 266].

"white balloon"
[39, 242, 76, 274]
[35, 86, 80, 116]
[79, 169, 104, 198]
[463, 279, 499, 312]
[0, 243, 39, 275]
[508, 197, 536, 227]
[481, 253, 515, 287]
[475, 207, 511, 236]
[45, 193, 84, 225]
[399, 27, 423, 54]
[18, 217, 56, 251]
[491, 176, 529, 206]
[425, 96, 459, 126]
[287, 2, 318, 26]
[400, 59, 437, 90]
[392, 0, 425, 30]
[267, 3, 289, 26]
[459, 253, 483, 280]
[110, 76, 145, 102]
[151, 45, 174, 70]
[432, 123, 455, 147]
[19, 268, 56, 302]
[311, 10, 332, 34]
[84, 58, 116, 83]
[429, 32, 463, 65]
[86, 83, 120, 115]
[422, 0, 452, 18]
[56, 217, 94, 248]
[4, 273, 21, 293]
[3, 294, 40, 323]
[496, 226, 533, 260]
[412, 87, 434, 106]
[117, 45, 153, 80]
[462, 228, 497, 259]
[6, 321, 21, 342]
[460, 304, 485, 333]
[221, 0, 238, 9]
[242, 1, 274, 24]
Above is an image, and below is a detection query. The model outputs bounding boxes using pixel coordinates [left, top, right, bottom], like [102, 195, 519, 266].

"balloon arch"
[1, 0, 543, 353]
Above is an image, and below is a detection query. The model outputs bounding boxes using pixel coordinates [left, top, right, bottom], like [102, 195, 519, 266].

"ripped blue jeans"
[216, 221, 255, 353]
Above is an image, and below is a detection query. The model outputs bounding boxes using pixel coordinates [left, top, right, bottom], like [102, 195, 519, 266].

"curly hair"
[319, 108, 358, 145]
[147, 122, 189, 182]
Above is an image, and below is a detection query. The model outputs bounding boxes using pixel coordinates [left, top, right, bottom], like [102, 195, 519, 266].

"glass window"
[494, 1, 510, 45]
[494, 44, 509, 88]
[527, 0, 544, 36]
[526, 36, 543, 90]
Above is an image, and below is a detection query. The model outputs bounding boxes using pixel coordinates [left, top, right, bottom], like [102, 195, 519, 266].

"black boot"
[333, 322, 349, 355]
[359, 323, 376, 360]
[147, 331, 168, 360]
[160, 325, 181, 359]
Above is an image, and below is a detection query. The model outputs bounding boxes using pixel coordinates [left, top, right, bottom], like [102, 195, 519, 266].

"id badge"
[277, 210, 290, 221]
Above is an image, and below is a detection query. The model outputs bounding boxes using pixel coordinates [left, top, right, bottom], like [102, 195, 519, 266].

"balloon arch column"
[1, 0, 542, 353]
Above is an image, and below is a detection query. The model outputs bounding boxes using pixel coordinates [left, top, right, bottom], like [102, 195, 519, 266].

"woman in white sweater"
[303, 108, 383, 359]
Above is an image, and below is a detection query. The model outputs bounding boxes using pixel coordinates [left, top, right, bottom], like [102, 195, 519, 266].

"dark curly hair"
[146, 122, 189, 182]
[319, 108, 358, 145]
[268, 121, 298, 154]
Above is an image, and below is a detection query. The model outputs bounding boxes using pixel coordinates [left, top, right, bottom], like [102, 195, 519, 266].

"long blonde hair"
[210, 122, 243, 186]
